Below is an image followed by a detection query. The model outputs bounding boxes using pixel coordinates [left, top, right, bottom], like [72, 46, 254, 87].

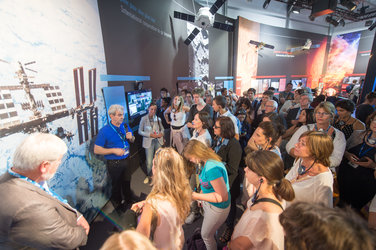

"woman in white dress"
[285, 130, 334, 207]
[228, 150, 295, 250]
[164, 96, 190, 154]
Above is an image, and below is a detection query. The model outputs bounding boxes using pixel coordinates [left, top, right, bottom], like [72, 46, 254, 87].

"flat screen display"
[126, 89, 152, 119]
[292, 79, 302, 89]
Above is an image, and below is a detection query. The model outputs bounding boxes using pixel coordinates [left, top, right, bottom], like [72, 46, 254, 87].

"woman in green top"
[183, 139, 230, 250]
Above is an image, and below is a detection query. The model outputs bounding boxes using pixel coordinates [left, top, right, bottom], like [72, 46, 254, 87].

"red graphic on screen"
[323, 32, 361, 89]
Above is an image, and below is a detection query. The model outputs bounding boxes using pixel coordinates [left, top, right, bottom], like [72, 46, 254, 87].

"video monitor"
[291, 79, 302, 89]
[126, 89, 152, 120]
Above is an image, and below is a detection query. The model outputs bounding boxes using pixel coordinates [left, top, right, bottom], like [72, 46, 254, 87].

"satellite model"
[174, 0, 234, 45]
[249, 40, 275, 53]
[286, 39, 321, 53]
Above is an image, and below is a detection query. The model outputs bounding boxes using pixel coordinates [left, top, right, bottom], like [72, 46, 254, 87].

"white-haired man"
[264, 100, 278, 114]
[0, 133, 89, 249]
[94, 104, 135, 211]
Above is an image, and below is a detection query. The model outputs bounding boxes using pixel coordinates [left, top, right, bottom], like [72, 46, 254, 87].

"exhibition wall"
[235, 15, 374, 95]
[0, 0, 374, 222]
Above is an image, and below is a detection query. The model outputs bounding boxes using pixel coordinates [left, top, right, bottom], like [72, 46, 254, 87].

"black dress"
[337, 141, 376, 210]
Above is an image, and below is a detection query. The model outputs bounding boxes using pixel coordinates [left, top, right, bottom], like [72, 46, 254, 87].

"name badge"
[348, 162, 358, 168]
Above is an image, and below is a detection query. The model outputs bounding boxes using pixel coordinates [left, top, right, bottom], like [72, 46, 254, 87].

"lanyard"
[8, 168, 75, 211]
[315, 124, 331, 133]
[109, 123, 129, 149]
[359, 132, 375, 158]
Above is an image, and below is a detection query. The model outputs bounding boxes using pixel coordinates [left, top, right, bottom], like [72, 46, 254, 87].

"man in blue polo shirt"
[94, 104, 135, 211]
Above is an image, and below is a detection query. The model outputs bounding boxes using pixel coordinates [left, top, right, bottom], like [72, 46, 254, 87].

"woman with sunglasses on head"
[164, 96, 190, 154]
[337, 111, 376, 211]
[286, 102, 346, 168]
[285, 131, 334, 207]
[183, 140, 230, 250]
[191, 111, 212, 147]
[131, 148, 191, 249]
[227, 151, 295, 250]
[212, 117, 242, 243]
[333, 99, 365, 141]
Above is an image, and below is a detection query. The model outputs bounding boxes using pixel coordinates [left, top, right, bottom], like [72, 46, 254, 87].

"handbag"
[186, 227, 206, 250]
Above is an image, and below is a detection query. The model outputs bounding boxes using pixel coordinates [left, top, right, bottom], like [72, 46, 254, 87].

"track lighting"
[369, 21, 376, 31]
[326, 16, 339, 27]
[263, 0, 271, 9]
[339, 19, 345, 27]
[340, 0, 357, 11]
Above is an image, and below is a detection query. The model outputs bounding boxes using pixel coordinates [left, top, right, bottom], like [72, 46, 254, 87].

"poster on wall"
[0, 0, 109, 221]
[323, 31, 361, 89]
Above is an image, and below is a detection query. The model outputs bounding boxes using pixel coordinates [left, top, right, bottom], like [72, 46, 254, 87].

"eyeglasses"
[316, 112, 330, 116]
[214, 125, 220, 129]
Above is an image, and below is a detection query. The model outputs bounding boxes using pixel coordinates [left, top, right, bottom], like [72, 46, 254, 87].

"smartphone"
[358, 157, 368, 162]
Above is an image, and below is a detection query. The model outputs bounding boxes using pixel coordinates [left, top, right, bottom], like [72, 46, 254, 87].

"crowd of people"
[1, 83, 376, 249]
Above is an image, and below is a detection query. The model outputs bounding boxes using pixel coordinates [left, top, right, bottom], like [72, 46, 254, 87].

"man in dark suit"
[0, 133, 89, 249]
[286, 92, 313, 128]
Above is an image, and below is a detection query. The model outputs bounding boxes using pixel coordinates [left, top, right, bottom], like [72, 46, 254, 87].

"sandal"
[219, 225, 233, 243]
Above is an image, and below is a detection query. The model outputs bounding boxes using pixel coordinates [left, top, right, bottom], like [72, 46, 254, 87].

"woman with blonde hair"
[286, 101, 346, 168]
[183, 139, 230, 250]
[228, 151, 295, 250]
[285, 131, 334, 207]
[100, 230, 156, 250]
[164, 96, 190, 153]
[132, 147, 191, 249]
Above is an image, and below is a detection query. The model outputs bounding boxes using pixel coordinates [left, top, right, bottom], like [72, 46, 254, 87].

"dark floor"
[81, 165, 244, 250]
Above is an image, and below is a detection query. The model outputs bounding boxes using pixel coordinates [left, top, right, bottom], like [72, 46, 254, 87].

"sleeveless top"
[231, 199, 284, 250]
[149, 198, 183, 249]
[170, 111, 186, 127]
[333, 119, 355, 140]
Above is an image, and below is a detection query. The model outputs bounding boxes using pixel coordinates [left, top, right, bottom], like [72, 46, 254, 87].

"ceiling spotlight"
[339, 19, 345, 27]
[340, 0, 357, 11]
[326, 16, 339, 27]
[263, 0, 271, 9]
[359, 4, 369, 15]
[369, 21, 376, 31]
[292, 6, 300, 14]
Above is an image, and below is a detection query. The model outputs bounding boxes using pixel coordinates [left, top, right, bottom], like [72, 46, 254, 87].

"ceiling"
[195, 0, 376, 32]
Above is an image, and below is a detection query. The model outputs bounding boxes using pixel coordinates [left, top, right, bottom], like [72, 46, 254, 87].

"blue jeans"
[145, 139, 161, 176]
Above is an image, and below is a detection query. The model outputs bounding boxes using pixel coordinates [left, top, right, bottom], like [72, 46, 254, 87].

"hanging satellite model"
[286, 39, 321, 54]
[249, 40, 275, 57]
[173, 0, 234, 45]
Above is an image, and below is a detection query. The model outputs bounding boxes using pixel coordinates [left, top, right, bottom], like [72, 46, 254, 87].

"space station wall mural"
[0, 0, 109, 221]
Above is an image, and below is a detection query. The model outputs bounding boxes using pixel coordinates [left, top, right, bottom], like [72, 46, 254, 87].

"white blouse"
[190, 129, 212, 147]
[285, 158, 334, 208]
[232, 199, 284, 250]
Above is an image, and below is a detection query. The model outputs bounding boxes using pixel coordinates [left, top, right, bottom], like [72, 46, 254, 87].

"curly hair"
[146, 148, 192, 222]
